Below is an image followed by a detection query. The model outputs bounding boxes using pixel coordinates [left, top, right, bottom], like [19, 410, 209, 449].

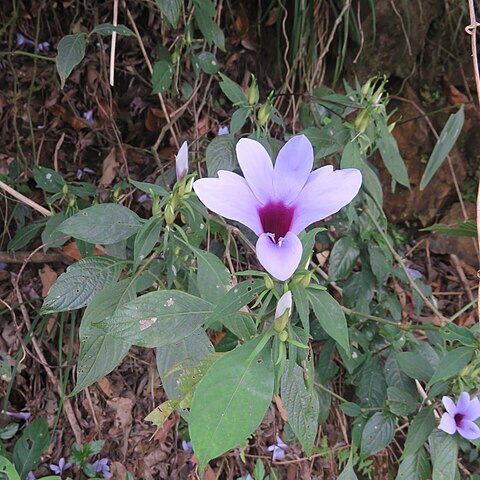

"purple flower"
[267, 436, 288, 461]
[439, 392, 480, 440]
[176, 141, 188, 182]
[82, 109, 94, 126]
[218, 126, 229, 136]
[5, 410, 31, 423]
[49, 457, 72, 475]
[405, 266, 422, 280]
[37, 41, 50, 52]
[76, 167, 95, 180]
[92, 458, 112, 479]
[26, 472, 35, 480]
[181, 440, 193, 452]
[193, 135, 362, 281]
[0, 262, 7, 270]
[138, 193, 152, 203]
[16, 33, 34, 48]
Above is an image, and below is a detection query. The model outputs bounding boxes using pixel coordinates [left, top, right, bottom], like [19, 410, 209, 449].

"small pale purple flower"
[16, 33, 34, 48]
[0, 262, 7, 270]
[218, 126, 229, 136]
[176, 141, 188, 182]
[49, 457, 72, 475]
[181, 440, 193, 452]
[405, 266, 422, 280]
[37, 41, 50, 52]
[5, 410, 31, 423]
[92, 458, 112, 479]
[138, 193, 152, 203]
[267, 436, 288, 461]
[439, 392, 480, 440]
[82, 109, 94, 126]
[194, 135, 362, 281]
[26, 472, 35, 480]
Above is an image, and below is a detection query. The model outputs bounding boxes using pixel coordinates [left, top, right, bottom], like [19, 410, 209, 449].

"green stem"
[0, 51, 55, 62]
[314, 381, 348, 403]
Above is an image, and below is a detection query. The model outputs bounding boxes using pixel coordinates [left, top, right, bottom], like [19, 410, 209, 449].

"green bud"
[279, 330, 288, 342]
[300, 271, 312, 288]
[273, 309, 290, 333]
[354, 109, 370, 134]
[248, 75, 259, 105]
[68, 197, 76, 208]
[264, 275, 274, 290]
[165, 203, 176, 225]
[258, 102, 270, 127]
[62, 183, 69, 195]
[361, 78, 372, 97]
[172, 48, 180, 65]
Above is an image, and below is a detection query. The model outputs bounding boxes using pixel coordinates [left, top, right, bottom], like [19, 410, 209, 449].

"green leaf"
[308, 289, 350, 355]
[376, 118, 410, 188]
[56, 33, 87, 88]
[129, 179, 168, 196]
[156, 330, 213, 409]
[403, 406, 436, 458]
[230, 107, 250, 134]
[7, 221, 44, 251]
[368, 243, 390, 285]
[357, 357, 387, 408]
[303, 123, 348, 159]
[396, 448, 431, 480]
[155, 0, 182, 26]
[0, 456, 20, 480]
[195, 51, 219, 74]
[133, 216, 163, 270]
[205, 134, 238, 177]
[387, 387, 419, 416]
[90, 23, 135, 36]
[98, 290, 213, 347]
[196, 251, 230, 304]
[360, 412, 396, 456]
[58, 204, 141, 244]
[420, 105, 464, 190]
[219, 73, 248, 105]
[421, 220, 477, 238]
[439, 323, 477, 347]
[152, 60, 174, 94]
[194, 5, 225, 50]
[340, 402, 362, 417]
[395, 352, 434, 382]
[281, 363, 319, 456]
[12, 418, 49, 479]
[32, 165, 65, 193]
[428, 346, 474, 386]
[42, 256, 122, 313]
[72, 279, 135, 394]
[338, 457, 358, 480]
[328, 237, 360, 281]
[207, 279, 264, 328]
[190, 337, 274, 472]
[42, 212, 69, 251]
[429, 430, 458, 480]
[291, 283, 310, 333]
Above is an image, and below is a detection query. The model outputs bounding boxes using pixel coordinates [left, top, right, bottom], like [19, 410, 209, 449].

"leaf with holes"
[72, 279, 135, 394]
[98, 291, 213, 347]
[56, 33, 87, 88]
[42, 256, 122, 314]
[361, 412, 396, 456]
[0, 457, 20, 480]
[58, 204, 141, 244]
[190, 337, 274, 472]
[281, 363, 319, 456]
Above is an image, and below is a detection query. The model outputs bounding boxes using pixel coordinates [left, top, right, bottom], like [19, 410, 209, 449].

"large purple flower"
[439, 392, 480, 440]
[194, 135, 362, 280]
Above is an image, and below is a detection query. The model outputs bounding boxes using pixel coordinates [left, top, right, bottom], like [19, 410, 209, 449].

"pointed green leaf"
[218, 73, 247, 105]
[428, 346, 474, 386]
[205, 135, 238, 177]
[403, 406, 436, 458]
[190, 337, 274, 472]
[328, 237, 360, 281]
[361, 412, 396, 456]
[396, 447, 431, 480]
[155, 0, 182, 26]
[56, 33, 87, 88]
[58, 204, 141, 244]
[42, 256, 122, 313]
[152, 60, 174, 93]
[429, 430, 458, 480]
[90, 23, 135, 36]
[338, 457, 358, 480]
[0, 456, 20, 480]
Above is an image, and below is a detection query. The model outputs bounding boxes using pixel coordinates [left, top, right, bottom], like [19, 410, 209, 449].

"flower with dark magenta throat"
[439, 392, 480, 440]
[194, 135, 362, 281]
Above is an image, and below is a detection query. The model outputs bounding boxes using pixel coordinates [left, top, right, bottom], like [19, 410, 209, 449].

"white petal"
[175, 141, 188, 181]
[442, 396, 457, 416]
[236, 138, 274, 204]
[438, 413, 456, 435]
[275, 291, 292, 319]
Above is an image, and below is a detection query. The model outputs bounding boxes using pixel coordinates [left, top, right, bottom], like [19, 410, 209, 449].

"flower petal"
[273, 135, 313, 204]
[290, 166, 362, 234]
[438, 413, 457, 435]
[457, 419, 480, 440]
[457, 391, 471, 414]
[194, 171, 263, 235]
[275, 291, 292, 319]
[236, 138, 274, 204]
[464, 396, 480, 421]
[256, 232, 302, 281]
[176, 141, 188, 181]
[442, 396, 457, 416]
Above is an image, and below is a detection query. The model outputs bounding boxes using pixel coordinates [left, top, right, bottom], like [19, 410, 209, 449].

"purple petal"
[27, 473, 36, 480]
[276, 436, 288, 449]
[275, 291, 292, 319]
[405, 266, 422, 280]
[218, 126, 229, 136]
[272, 446, 285, 462]
[193, 171, 263, 235]
[438, 412, 456, 435]
[290, 166, 362, 234]
[273, 135, 313, 204]
[464, 396, 480, 421]
[49, 465, 61, 475]
[457, 392, 471, 414]
[256, 231, 302, 281]
[176, 141, 188, 181]
[457, 419, 480, 440]
[442, 396, 457, 416]
[16, 33, 26, 46]
[236, 138, 274, 204]
[0, 262, 7, 270]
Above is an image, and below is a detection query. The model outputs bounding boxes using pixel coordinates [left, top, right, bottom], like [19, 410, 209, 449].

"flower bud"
[361, 78, 372, 97]
[354, 109, 369, 134]
[175, 141, 188, 182]
[165, 203, 176, 225]
[258, 102, 270, 127]
[279, 330, 288, 342]
[300, 271, 312, 288]
[264, 275, 274, 290]
[273, 291, 292, 332]
[62, 183, 68, 195]
[248, 75, 259, 105]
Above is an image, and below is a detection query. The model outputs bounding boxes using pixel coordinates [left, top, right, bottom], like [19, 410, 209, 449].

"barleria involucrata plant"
[36, 74, 480, 478]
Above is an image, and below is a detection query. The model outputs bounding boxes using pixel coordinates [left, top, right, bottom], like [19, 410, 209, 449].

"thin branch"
[0, 179, 51, 216]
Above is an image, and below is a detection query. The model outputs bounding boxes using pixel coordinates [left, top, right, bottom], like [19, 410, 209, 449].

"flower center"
[454, 412, 464, 425]
[258, 201, 295, 244]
